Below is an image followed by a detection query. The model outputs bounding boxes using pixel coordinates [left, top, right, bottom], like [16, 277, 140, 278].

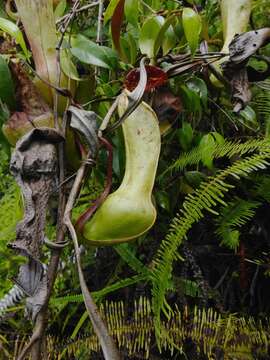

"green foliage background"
[1, 0, 270, 358]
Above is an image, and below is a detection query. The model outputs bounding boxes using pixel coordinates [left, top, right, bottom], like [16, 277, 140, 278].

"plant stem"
[64, 152, 121, 360]
[97, 0, 104, 45]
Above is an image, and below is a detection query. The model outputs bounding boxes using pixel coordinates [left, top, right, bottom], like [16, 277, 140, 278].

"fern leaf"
[215, 197, 260, 250]
[160, 138, 270, 178]
[152, 150, 270, 337]
[52, 273, 148, 305]
[42, 299, 270, 359]
[114, 243, 150, 276]
[253, 174, 270, 202]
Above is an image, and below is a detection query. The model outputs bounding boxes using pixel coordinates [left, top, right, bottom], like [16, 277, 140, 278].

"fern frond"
[114, 243, 150, 276]
[152, 150, 270, 337]
[52, 273, 148, 305]
[4, 298, 270, 359]
[160, 138, 270, 178]
[253, 174, 270, 202]
[215, 197, 260, 250]
[253, 80, 270, 133]
[46, 300, 270, 359]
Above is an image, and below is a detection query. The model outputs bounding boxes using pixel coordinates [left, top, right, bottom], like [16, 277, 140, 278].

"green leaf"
[54, 0, 66, 19]
[211, 132, 225, 145]
[115, 243, 150, 275]
[221, 230, 240, 250]
[240, 106, 259, 131]
[178, 122, 193, 151]
[162, 25, 176, 55]
[151, 0, 162, 10]
[182, 8, 202, 55]
[139, 16, 164, 58]
[156, 191, 170, 212]
[124, 0, 139, 27]
[186, 77, 208, 107]
[104, 0, 122, 24]
[126, 33, 138, 64]
[199, 133, 216, 169]
[60, 49, 80, 80]
[0, 56, 15, 109]
[184, 171, 205, 188]
[71, 34, 117, 69]
[180, 85, 201, 113]
[198, 132, 224, 169]
[0, 17, 28, 57]
[154, 15, 176, 56]
[99, 46, 119, 69]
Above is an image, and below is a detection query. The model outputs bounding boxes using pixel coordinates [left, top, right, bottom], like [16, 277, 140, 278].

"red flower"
[124, 65, 168, 92]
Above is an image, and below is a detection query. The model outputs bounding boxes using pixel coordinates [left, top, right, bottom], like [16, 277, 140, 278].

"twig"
[56, 1, 99, 25]
[141, 0, 156, 14]
[98, 96, 120, 135]
[63, 153, 121, 360]
[95, 0, 104, 78]
[76, 137, 113, 231]
[83, 95, 117, 107]
[22, 60, 72, 100]
[208, 97, 239, 131]
[96, 0, 104, 45]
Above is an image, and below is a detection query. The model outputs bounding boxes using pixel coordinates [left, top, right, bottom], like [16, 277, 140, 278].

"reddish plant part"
[111, 0, 125, 56]
[124, 65, 168, 92]
[76, 137, 113, 232]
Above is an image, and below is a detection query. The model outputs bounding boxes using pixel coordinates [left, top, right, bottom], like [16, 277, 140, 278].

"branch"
[56, 1, 100, 26]
[64, 153, 121, 360]
[96, 0, 104, 45]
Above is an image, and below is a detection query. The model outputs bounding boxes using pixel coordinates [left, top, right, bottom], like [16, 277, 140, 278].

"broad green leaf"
[120, 37, 131, 63]
[120, 33, 139, 64]
[54, 0, 66, 19]
[99, 46, 119, 69]
[71, 34, 117, 69]
[186, 77, 208, 107]
[0, 55, 15, 109]
[151, 0, 162, 10]
[154, 15, 176, 55]
[178, 122, 193, 151]
[104, 0, 122, 24]
[126, 33, 138, 64]
[180, 85, 201, 114]
[211, 132, 225, 145]
[199, 133, 216, 169]
[198, 132, 224, 169]
[0, 18, 28, 57]
[124, 0, 139, 27]
[60, 49, 80, 81]
[182, 8, 202, 55]
[240, 106, 258, 131]
[139, 16, 164, 58]
[162, 25, 176, 55]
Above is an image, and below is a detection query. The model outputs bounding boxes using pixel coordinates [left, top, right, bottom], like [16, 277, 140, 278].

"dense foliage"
[1, 0, 270, 359]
